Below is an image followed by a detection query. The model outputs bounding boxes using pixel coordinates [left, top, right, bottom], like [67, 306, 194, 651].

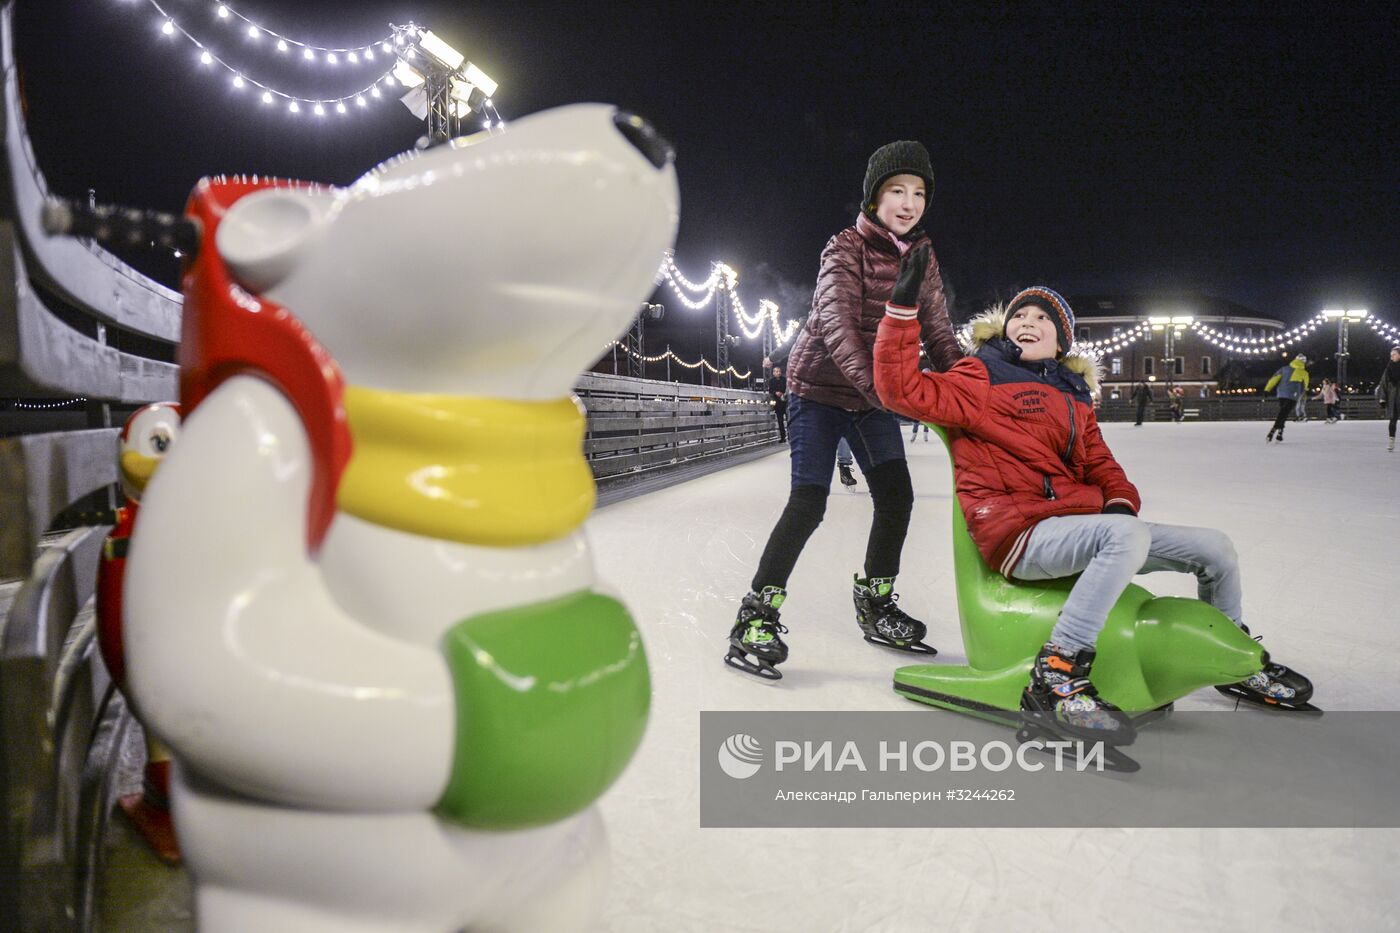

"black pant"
[751, 459, 914, 592]
[1269, 398, 1294, 434]
[772, 398, 787, 442]
[1134, 402, 1147, 425]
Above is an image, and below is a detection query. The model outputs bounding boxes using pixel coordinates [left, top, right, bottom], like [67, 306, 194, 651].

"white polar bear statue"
[123, 104, 678, 932]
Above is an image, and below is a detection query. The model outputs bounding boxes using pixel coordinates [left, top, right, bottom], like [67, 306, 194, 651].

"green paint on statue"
[437, 591, 650, 828]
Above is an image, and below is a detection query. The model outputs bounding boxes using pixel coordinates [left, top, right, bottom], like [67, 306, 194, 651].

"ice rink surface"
[588, 420, 1399, 932]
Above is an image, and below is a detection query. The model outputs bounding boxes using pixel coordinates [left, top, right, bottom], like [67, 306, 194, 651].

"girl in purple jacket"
[725, 141, 960, 680]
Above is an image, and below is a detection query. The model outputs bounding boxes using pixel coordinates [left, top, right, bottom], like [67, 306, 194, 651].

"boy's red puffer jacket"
[874, 308, 1140, 577]
[786, 213, 962, 411]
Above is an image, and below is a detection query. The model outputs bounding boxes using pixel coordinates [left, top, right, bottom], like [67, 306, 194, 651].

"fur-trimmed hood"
[958, 304, 1102, 395]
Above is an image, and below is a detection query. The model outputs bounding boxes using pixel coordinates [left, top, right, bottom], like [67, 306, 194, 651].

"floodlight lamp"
[1170, 315, 1194, 325]
[1348, 309, 1369, 319]
[1147, 316, 1170, 325]
[451, 79, 490, 113]
[1321, 309, 1345, 319]
[463, 62, 498, 97]
[418, 30, 466, 70]
[393, 60, 425, 88]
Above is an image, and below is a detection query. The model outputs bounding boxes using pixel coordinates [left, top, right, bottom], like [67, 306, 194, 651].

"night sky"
[13, 1, 1399, 376]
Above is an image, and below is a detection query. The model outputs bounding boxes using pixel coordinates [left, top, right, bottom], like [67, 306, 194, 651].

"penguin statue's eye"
[150, 429, 171, 455]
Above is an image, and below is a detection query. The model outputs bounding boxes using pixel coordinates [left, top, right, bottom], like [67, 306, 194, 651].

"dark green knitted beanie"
[862, 141, 934, 217]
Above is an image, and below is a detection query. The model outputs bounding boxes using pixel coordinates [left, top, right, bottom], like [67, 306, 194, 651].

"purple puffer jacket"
[786, 213, 960, 411]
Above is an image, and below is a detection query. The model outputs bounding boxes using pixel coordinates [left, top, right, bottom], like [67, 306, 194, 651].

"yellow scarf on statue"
[337, 387, 595, 547]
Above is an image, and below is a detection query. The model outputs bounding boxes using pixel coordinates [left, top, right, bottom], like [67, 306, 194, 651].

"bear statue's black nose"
[613, 112, 674, 169]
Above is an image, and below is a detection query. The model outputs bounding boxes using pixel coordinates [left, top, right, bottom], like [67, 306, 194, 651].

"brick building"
[1068, 294, 1286, 400]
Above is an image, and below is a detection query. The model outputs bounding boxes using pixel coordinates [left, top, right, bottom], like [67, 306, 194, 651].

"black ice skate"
[725, 586, 790, 681]
[852, 575, 936, 654]
[1215, 633, 1319, 711]
[837, 463, 858, 488]
[1019, 643, 1136, 747]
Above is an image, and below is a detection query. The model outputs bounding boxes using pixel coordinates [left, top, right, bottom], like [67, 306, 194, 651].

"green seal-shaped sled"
[893, 426, 1267, 726]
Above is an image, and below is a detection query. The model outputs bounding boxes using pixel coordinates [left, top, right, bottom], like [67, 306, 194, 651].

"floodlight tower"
[393, 26, 499, 144]
[627, 303, 664, 379]
[715, 287, 734, 388]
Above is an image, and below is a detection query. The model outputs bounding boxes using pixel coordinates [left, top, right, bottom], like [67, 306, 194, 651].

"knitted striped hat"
[1004, 286, 1075, 355]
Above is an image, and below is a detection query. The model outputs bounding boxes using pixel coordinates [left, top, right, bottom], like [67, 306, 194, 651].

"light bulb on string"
[161, 19, 175, 36]
[277, 39, 288, 52]
[246, 24, 259, 39]
[232, 74, 244, 88]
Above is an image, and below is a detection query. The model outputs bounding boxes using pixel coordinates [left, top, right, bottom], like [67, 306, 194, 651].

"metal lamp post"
[1148, 315, 1192, 389]
[1322, 308, 1368, 394]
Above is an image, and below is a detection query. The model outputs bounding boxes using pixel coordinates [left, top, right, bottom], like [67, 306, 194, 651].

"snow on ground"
[588, 419, 1399, 933]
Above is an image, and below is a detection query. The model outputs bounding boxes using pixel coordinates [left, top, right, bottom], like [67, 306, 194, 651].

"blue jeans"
[786, 395, 906, 489]
[1013, 515, 1244, 652]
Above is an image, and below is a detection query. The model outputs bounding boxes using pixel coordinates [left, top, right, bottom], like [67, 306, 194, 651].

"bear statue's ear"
[215, 187, 334, 293]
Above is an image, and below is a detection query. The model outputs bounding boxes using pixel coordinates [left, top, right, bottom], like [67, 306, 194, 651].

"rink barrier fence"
[1096, 397, 1385, 422]
[2, 4, 152, 929]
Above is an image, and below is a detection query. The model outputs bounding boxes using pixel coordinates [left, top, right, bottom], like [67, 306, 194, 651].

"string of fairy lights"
[10, 397, 89, 410]
[606, 340, 752, 380]
[659, 254, 802, 346]
[1073, 321, 1153, 355]
[1368, 315, 1400, 345]
[1186, 310, 1334, 357]
[127, 0, 506, 128]
[1072, 311, 1385, 360]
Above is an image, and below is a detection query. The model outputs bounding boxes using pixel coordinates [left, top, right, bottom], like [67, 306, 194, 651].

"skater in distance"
[1264, 354, 1310, 443]
[1380, 346, 1400, 452]
[726, 140, 961, 680]
[874, 285, 1314, 745]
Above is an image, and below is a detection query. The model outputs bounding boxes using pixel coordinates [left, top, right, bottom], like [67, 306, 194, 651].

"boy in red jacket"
[874, 277, 1311, 744]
